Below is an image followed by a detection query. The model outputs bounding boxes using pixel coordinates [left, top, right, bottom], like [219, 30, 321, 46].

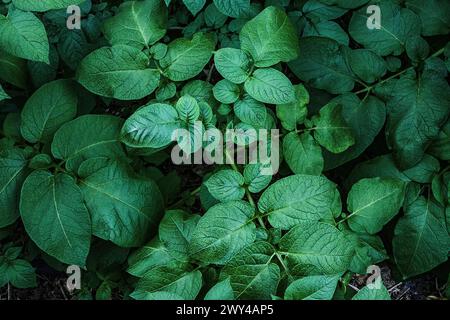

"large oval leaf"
[258, 175, 341, 229]
[20, 171, 91, 266]
[189, 201, 256, 264]
[20, 79, 77, 143]
[76, 45, 160, 100]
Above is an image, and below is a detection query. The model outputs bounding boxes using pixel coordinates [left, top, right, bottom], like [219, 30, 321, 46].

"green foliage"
[0, 0, 449, 301]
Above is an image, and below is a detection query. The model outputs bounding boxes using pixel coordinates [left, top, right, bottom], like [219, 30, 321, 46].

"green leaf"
[159, 32, 215, 81]
[303, 20, 349, 46]
[159, 210, 200, 257]
[121, 103, 180, 149]
[0, 49, 27, 89]
[79, 160, 163, 247]
[234, 94, 268, 128]
[51, 115, 124, 172]
[205, 169, 245, 202]
[176, 95, 200, 123]
[20, 171, 91, 266]
[0, 84, 10, 101]
[283, 132, 324, 176]
[349, 2, 421, 56]
[132, 266, 202, 300]
[429, 119, 450, 161]
[221, 241, 280, 299]
[393, 197, 450, 279]
[243, 163, 272, 193]
[20, 80, 77, 143]
[405, 0, 450, 36]
[276, 84, 309, 131]
[284, 275, 340, 300]
[348, 233, 388, 274]
[258, 175, 341, 229]
[352, 284, 391, 300]
[240, 6, 299, 67]
[289, 37, 356, 94]
[244, 68, 295, 104]
[12, 0, 85, 12]
[0, 258, 36, 289]
[189, 201, 256, 264]
[382, 64, 450, 169]
[346, 177, 406, 234]
[348, 49, 387, 84]
[204, 277, 234, 300]
[279, 221, 355, 275]
[213, 79, 240, 104]
[127, 238, 187, 277]
[323, 94, 386, 170]
[214, 48, 251, 84]
[312, 102, 355, 154]
[183, 0, 206, 16]
[76, 45, 160, 100]
[0, 148, 30, 228]
[0, 9, 49, 63]
[213, 0, 250, 18]
[103, 0, 167, 50]
[314, 0, 368, 9]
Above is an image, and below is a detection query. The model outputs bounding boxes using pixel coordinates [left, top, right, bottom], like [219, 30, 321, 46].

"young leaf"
[243, 163, 272, 193]
[213, 79, 240, 104]
[234, 94, 267, 128]
[283, 132, 324, 176]
[121, 103, 180, 149]
[244, 68, 295, 104]
[176, 95, 200, 123]
[0, 258, 36, 289]
[276, 84, 309, 131]
[205, 169, 245, 202]
[312, 102, 355, 154]
[214, 48, 251, 84]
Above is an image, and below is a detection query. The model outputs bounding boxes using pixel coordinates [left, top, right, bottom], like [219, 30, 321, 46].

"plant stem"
[168, 186, 202, 209]
[355, 46, 447, 95]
